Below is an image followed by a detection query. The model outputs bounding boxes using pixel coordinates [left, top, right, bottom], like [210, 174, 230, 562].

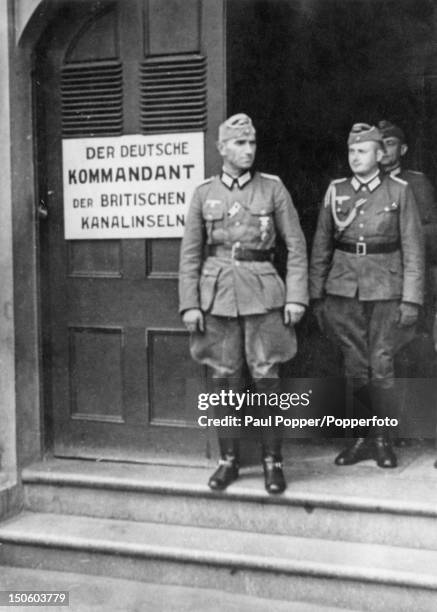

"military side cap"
[377, 120, 406, 143]
[347, 123, 383, 145]
[218, 113, 256, 142]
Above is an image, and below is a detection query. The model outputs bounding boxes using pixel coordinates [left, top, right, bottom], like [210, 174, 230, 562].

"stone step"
[22, 456, 437, 550]
[0, 511, 436, 612]
[0, 566, 356, 612]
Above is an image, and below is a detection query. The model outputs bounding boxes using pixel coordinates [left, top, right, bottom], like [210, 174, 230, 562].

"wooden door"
[36, 0, 225, 463]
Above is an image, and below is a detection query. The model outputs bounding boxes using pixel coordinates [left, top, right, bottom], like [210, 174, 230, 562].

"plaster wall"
[0, 1, 17, 484]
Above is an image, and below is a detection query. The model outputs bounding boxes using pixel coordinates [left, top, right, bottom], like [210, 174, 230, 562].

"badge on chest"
[228, 201, 242, 217]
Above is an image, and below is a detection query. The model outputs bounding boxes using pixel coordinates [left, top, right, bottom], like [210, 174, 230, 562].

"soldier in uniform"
[378, 119, 437, 335]
[378, 121, 437, 447]
[310, 123, 424, 468]
[179, 113, 308, 493]
[378, 120, 437, 239]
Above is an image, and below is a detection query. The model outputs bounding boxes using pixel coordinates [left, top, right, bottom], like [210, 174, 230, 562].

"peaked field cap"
[347, 123, 383, 145]
[218, 113, 256, 141]
[378, 120, 406, 143]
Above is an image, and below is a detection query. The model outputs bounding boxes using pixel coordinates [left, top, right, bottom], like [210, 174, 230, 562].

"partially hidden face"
[380, 136, 406, 168]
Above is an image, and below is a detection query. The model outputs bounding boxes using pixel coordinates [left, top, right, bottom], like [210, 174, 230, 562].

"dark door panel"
[36, 0, 225, 463]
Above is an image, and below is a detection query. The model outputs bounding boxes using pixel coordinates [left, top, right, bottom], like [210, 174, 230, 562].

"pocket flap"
[256, 267, 285, 288]
[201, 264, 221, 277]
[202, 200, 225, 220]
[249, 201, 274, 216]
[257, 269, 278, 275]
[377, 203, 399, 214]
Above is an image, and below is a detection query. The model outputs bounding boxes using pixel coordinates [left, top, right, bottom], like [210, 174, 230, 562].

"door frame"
[11, 0, 227, 468]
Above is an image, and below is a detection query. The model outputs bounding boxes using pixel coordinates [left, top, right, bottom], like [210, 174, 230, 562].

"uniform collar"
[220, 170, 252, 190]
[351, 170, 381, 193]
[389, 165, 401, 177]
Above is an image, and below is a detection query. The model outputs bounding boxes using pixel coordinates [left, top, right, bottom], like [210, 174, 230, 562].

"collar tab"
[351, 172, 381, 193]
[220, 170, 252, 190]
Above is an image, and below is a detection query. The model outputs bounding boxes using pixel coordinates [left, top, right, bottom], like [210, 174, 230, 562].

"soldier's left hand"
[284, 303, 306, 326]
[398, 302, 419, 327]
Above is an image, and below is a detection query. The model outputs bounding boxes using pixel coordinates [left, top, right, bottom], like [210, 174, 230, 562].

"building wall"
[0, 2, 17, 481]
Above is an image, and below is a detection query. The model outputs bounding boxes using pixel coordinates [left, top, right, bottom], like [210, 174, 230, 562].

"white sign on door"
[62, 132, 204, 239]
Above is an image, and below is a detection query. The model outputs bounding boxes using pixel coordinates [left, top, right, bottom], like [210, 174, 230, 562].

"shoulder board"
[197, 176, 214, 186]
[389, 175, 408, 186]
[260, 172, 280, 181]
[331, 177, 348, 185]
[406, 170, 424, 176]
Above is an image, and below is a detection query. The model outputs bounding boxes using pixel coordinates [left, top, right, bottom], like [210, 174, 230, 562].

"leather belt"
[207, 244, 273, 261]
[334, 240, 400, 256]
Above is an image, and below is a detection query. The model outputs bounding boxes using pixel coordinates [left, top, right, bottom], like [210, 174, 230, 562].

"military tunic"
[310, 171, 424, 388]
[179, 170, 308, 378]
[387, 166, 437, 355]
[390, 166, 437, 302]
[390, 167, 437, 234]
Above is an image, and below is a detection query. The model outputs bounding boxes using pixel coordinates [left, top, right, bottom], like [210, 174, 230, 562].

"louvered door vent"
[61, 61, 123, 137]
[140, 55, 207, 133]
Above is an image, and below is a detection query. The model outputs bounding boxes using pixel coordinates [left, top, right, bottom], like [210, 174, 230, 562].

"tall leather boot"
[373, 435, 397, 468]
[262, 440, 286, 494]
[208, 437, 240, 490]
[335, 384, 373, 466]
[370, 386, 397, 469]
[208, 377, 241, 490]
[255, 378, 286, 494]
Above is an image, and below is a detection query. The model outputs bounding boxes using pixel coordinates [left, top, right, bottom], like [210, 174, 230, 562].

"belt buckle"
[356, 242, 366, 256]
[231, 243, 241, 260]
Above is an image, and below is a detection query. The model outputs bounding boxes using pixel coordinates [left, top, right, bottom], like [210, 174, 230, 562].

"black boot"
[254, 379, 286, 494]
[262, 441, 286, 494]
[369, 386, 398, 468]
[373, 435, 397, 468]
[208, 377, 243, 491]
[334, 437, 373, 465]
[263, 454, 286, 494]
[335, 384, 373, 466]
[208, 438, 239, 490]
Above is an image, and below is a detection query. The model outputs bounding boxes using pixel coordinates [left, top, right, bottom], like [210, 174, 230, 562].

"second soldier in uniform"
[310, 123, 424, 468]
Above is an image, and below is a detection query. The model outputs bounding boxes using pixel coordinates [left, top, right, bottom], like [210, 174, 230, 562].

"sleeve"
[417, 176, 437, 264]
[273, 180, 309, 305]
[178, 187, 205, 314]
[309, 189, 335, 300]
[414, 174, 437, 224]
[399, 184, 425, 305]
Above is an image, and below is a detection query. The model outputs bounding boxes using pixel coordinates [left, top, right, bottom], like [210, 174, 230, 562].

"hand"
[284, 302, 306, 326]
[182, 308, 204, 333]
[398, 302, 419, 328]
[311, 299, 325, 331]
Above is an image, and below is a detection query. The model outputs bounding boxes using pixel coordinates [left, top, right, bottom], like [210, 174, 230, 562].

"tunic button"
[235, 221, 241, 226]
[384, 207, 389, 211]
[361, 186, 367, 191]
[359, 236, 364, 241]
[360, 210, 364, 215]
[359, 224, 363, 228]
[235, 241, 240, 247]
